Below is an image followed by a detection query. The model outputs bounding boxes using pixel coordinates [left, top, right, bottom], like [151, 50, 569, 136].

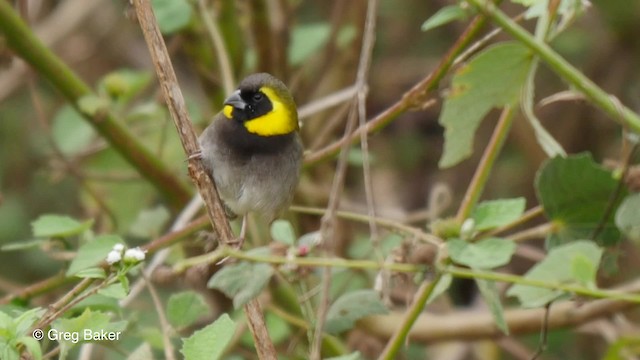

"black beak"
[223, 90, 246, 110]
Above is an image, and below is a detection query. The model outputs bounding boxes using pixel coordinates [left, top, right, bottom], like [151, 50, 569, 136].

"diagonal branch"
[0, 1, 192, 210]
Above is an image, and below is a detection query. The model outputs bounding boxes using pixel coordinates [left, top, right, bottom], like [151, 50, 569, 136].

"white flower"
[123, 247, 146, 263]
[112, 243, 125, 252]
[106, 250, 122, 265]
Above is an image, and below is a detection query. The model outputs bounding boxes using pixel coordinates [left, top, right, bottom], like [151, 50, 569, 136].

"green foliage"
[476, 279, 509, 334]
[447, 237, 516, 269]
[151, 0, 193, 35]
[439, 43, 533, 167]
[52, 308, 127, 358]
[52, 105, 97, 156]
[615, 193, 640, 242]
[471, 197, 526, 231]
[167, 291, 209, 329]
[507, 241, 603, 307]
[31, 214, 93, 238]
[535, 154, 624, 248]
[129, 206, 170, 239]
[270, 219, 296, 246]
[0, 308, 45, 360]
[421, 5, 470, 32]
[325, 290, 388, 334]
[208, 254, 275, 308]
[289, 23, 332, 65]
[66, 234, 122, 276]
[181, 314, 236, 360]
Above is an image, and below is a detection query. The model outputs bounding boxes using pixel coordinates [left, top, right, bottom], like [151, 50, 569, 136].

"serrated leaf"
[476, 279, 509, 334]
[615, 193, 640, 242]
[167, 292, 209, 329]
[151, 0, 193, 34]
[439, 43, 532, 168]
[181, 314, 236, 360]
[31, 214, 93, 238]
[52, 105, 97, 156]
[289, 23, 331, 65]
[535, 154, 624, 248]
[507, 241, 602, 307]
[208, 262, 275, 308]
[472, 198, 526, 231]
[67, 235, 122, 276]
[447, 237, 516, 269]
[421, 5, 469, 32]
[325, 290, 388, 334]
[129, 206, 170, 238]
[270, 220, 296, 246]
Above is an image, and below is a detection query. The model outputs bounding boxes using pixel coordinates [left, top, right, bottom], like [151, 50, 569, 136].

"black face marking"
[230, 89, 272, 123]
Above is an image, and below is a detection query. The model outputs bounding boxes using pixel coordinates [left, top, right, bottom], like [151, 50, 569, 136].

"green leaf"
[507, 241, 603, 307]
[476, 279, 509, 334]
[98, 282, 128, 300]
[426, 273, 453, 304]
[100, 69, 152, 104]
[67, 235, 123, 276]
[289, 23, 331, 65]
[447, 237, 516, 269]
[167, 292, 209, 329]
[439, 43, 532, 167]
[17, 336, 42, 360]
[129, 206, 170, 238]
[535, 154, 624, 248]
[615, 193, 640, 242]
[181, 314, 236, 360]
[421, 5, 469, 32]
[571, 254, 597, 287]
[270, 219, 296, 246]
[127, 342, 155, 360]
[73, 267, 106, 279]
[52, 105, 97, 156]
[77, 94, 109, 117]
[31, 214, 93, 238]
[52, 309, 126, 348]
[151, 0, 193, 34]
[472, 198, 526, 231]
[208, 262, 275, 308]
[325, 290, 388, 334]
[1, 239, 45, 251]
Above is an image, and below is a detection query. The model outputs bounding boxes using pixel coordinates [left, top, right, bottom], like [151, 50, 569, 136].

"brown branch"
[131, 1, 276, 358]
[360, 280, 640, 343]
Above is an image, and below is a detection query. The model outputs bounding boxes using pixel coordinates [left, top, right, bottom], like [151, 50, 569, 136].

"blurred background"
[1, 0, 639, 359]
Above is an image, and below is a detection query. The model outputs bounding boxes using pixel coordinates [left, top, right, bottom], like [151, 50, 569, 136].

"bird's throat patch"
[223, 105, 234, 119]
[243, 87, 298, 136]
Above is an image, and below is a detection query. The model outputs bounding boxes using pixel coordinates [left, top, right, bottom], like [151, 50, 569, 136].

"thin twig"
[131, 1, 276, 358]
[197, 0, 235, 95]
[143, 272, 176, 360]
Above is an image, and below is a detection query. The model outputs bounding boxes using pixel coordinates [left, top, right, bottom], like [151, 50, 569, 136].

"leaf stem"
[456, 106, 516, 222]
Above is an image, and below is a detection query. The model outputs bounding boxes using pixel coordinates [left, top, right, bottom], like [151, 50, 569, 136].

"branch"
[0, 1, 192, 210]
[467, 0, 640, 133]
[131, 1, 276, 358]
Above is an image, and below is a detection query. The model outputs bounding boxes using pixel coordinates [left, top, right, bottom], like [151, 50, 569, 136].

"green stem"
[0, 2, 192, 210]
[378, 273, 444, 360]
[446, 266, 640, 303]
[456, 106, 516, 222]
[467, 0, 640, 133]
[173, 247, 426, 274]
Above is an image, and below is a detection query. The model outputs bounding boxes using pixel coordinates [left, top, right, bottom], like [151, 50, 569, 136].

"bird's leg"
[186, 150, 202, 161]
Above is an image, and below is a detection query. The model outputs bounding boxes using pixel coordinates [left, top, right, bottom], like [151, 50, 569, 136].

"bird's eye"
[252, 93, 264, 102]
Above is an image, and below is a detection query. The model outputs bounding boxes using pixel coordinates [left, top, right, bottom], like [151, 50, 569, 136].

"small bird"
[198, 73, 303, 246]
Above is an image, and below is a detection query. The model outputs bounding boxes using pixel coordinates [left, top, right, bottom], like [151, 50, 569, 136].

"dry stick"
[131, 1, 276, 359]
[310, 2, 379, 357]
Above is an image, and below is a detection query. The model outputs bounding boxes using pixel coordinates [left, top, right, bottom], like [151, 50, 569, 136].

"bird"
[197, 73, 303, 247]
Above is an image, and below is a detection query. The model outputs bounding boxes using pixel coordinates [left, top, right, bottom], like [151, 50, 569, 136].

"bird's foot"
[186, 150, 202, 161]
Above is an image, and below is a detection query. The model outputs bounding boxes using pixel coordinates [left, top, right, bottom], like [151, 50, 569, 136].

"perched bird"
[198, 73, 303, 246]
